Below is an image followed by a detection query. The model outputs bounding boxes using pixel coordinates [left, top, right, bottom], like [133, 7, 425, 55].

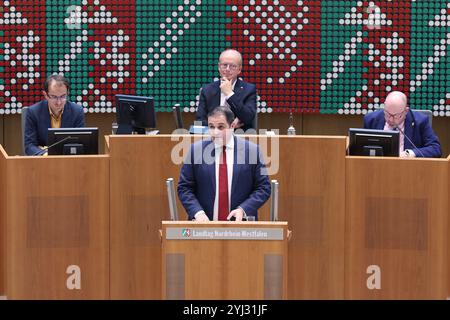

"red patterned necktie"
[218, 146, 229, 221]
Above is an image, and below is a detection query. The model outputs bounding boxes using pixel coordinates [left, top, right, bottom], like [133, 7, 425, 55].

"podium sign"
[165, 227, 284, 240]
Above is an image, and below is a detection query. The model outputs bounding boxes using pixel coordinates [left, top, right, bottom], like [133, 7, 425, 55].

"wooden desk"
[0, 147, 109, 299]
[346, 156, 449, 299]
[108, 134, 347, 299]
[448, 154, 450, 299]
[1, 137, 448, 300]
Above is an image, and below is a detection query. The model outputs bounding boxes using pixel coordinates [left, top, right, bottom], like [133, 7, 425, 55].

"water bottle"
[287, 112, 296, 135]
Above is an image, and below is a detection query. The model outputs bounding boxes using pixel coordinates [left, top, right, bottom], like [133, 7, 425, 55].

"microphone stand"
[394, 126, 425, 158]
[32, 136, 74, 156]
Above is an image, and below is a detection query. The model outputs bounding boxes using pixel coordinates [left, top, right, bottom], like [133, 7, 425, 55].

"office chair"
[412, 109, 432, 127]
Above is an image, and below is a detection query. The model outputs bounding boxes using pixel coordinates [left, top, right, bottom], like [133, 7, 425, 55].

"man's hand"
[400, 150, 415, 158]
[227, 208, 245, 221]
[193, 212, 210, 222]
[231, 117, 244, 129]
[220, 77, 233, 96]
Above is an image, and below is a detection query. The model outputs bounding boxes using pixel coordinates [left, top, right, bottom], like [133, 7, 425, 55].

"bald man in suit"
[363, 91, 441, 158]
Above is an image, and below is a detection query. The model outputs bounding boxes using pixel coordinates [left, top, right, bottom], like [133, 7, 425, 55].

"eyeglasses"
[208, 124, 229, 131]
[384, 109, 405, 120]
[218, 63, 240, 71]
[47, 94, 68, 102]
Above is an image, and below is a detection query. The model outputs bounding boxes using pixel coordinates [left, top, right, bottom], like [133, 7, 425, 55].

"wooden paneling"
[448, 154, 450, 299]
[346, 157, 448, 299]
[272, 136, 347, 299]
[2, 113, 448, 158]
[3, 115, 21, 156]
[6, 155, 109, 299]
[0, 146, 7, 296]
[109, 135, 187, 299]
[0, 116, 4, 146]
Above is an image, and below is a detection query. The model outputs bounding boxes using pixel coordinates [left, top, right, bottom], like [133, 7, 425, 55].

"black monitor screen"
[47, 127, 99, 155]
[348, 128, 400, 157]
[115, 94, 156, 134]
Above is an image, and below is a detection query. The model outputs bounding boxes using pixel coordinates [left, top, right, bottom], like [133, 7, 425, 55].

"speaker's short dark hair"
[207, 105, 235, 125]
[44, 74, 70, 93]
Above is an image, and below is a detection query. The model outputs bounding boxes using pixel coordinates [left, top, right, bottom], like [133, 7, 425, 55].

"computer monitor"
[115, 94, 156, 134]
[348, 128, 400, 157]
[47, 127, 99, 155]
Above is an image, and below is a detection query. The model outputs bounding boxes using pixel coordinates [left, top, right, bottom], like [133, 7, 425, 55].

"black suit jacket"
[196, 79, 257, 131]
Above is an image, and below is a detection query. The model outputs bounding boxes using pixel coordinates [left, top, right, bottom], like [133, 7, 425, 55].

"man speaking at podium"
[178, 106, 271, 222]
[24, 74, 85, 156]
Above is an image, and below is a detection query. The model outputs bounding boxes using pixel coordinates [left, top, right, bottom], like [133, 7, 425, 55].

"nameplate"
[166, 227, 284, 240]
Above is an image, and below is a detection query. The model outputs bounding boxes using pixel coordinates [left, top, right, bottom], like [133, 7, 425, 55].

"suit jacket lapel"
[212, 82, 221, 107]
[403, 111, 414, 149]
[376, 111, 386, 130]
[233, 79, 244, 99]
[41, 100, 51, 129]
[231, 136, 243, 195]
[204, 140, 216, 195]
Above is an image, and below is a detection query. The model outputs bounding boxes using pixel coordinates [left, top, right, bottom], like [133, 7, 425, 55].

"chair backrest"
[412, 109, 432, 127]
[21, 107, 29, 155]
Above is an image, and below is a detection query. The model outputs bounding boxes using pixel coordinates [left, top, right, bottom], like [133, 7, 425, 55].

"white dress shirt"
[384, 121, 405, 154]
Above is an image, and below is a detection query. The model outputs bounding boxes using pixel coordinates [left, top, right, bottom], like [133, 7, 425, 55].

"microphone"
[393, 126, 425, 158]
[32, 135, 74, 156]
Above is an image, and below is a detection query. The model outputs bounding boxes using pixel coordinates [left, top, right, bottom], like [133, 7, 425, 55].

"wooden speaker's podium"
[161, 221, 289, 300]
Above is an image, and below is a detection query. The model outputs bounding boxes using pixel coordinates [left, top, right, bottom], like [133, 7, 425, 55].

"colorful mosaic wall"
[1, 0, 449, 116]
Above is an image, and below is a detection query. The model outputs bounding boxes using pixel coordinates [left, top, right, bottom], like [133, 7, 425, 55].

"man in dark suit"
[196, 49, 257, 131]
[24, 74, 85, 155]
[363, 91, 441, 158]
[178, 106, 270, 222]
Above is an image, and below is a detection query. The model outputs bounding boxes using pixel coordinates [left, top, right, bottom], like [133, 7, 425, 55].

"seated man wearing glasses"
[196, 49, 257, 131]
[24, 74, 85, 155]
[363, 91, 441, 158]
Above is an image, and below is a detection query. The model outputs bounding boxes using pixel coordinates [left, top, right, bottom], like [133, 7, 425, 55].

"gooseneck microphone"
[393, 126, 425, 158]
[32, 135, 74, 156]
